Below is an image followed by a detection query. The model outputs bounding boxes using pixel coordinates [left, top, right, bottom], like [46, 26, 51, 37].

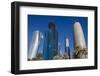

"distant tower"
[64, 38, 70, 59]
[28, 30, 43, 60]
[74, 22, 87, 58]
[43, 22, 58, 60]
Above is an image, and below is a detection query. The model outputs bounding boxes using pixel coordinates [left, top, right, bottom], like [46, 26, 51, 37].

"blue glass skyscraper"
[43, 22, 58, 60]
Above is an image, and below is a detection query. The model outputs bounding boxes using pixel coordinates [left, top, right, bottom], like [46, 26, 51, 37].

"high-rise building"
[65, 38, 70, 59]
[28, 30, 43, 60]
[43, 22, 58, 60]
[73, 22, 87, 58]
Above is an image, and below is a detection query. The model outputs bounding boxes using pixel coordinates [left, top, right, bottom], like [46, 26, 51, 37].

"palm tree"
[75, 46, 81, 55]
[74, 46, 88, 58]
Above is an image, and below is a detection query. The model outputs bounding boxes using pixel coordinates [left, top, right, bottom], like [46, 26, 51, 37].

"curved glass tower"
[74, 22, 87, 58]
[28, 30, 43, 60]
[74, 22, 86, 49]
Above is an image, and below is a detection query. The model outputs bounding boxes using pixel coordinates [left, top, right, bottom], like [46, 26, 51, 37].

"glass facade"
[43, 22, 58, 60]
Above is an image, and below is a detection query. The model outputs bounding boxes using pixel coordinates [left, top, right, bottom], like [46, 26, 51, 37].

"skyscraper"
[28, 30, 43, 60]
[74, 22, 87, 58]
[64, 38, 70, 59]
[43, 22, 58, 60]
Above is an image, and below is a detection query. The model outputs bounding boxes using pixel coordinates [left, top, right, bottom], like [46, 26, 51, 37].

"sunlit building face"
[74, 22, 86, 49]
[28, 30, 43, 60]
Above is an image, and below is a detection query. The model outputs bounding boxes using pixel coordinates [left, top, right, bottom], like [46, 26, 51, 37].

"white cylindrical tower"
[28, 30, 43, 60]
[65, 38, 69, 47]
[74, 22, 86, 49]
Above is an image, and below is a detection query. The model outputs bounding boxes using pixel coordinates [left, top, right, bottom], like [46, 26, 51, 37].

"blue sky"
[28, 15, 88, 55]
